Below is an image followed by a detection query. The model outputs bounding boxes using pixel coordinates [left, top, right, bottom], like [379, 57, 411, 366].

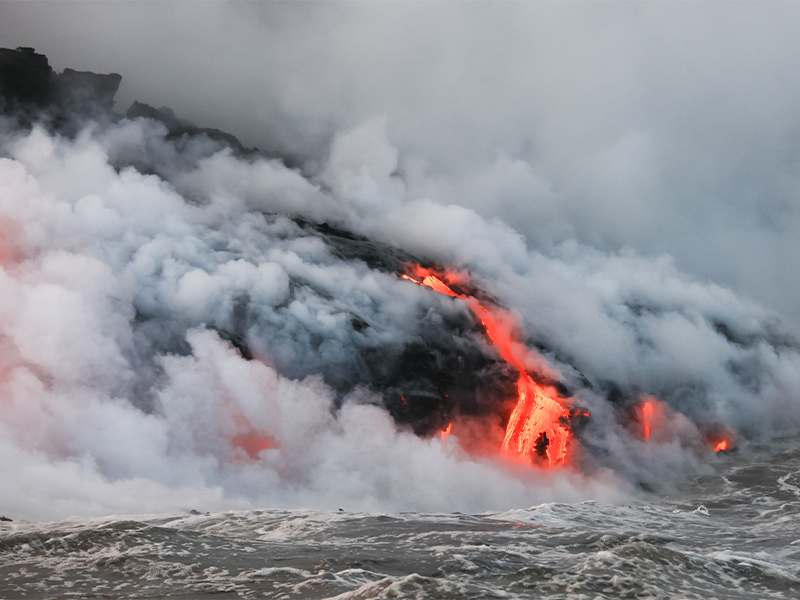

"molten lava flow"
[714, 439, 728, 452]
[502, 373, 570, 467]
[642, 400, 654, 441]
[441, 422, 453, 441]
[422, 275, 460, 298]
[404, 267, 572, 468]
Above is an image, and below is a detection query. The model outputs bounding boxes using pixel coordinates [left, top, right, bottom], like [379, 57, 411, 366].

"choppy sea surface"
[2, 440, 799, 600]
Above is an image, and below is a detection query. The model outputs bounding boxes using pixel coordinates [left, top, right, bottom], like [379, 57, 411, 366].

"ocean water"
[2, 441, 799, 600]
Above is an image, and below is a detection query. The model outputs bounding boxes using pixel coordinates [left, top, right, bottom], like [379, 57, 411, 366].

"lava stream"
[643, 400, 654, 441]
[502, 373, 570, 467]
[441, 422, 453, 441]
[404, 267, 572, 468]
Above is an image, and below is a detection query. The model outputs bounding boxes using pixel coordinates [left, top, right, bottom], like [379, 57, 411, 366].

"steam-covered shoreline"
[3, 5, 800, 595]
[1, 46, 799, 526]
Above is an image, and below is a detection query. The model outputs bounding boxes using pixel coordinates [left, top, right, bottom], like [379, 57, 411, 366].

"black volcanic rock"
[57, 67, 122, 113]
[0, 46, 121, 128]
[294, 219, 419, 274]
[0, 46, 53, 107]
[1, 46, 259, 159]
[127, 100, 254, 155]
[126, 100, 184, 134]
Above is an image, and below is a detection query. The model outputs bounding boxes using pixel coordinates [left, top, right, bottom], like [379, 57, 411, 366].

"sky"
[2, 1, 800, 519]
[3, 1, 800, 330]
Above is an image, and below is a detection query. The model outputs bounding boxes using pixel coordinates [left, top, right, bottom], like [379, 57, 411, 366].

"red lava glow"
[232, 431, 275, 460]
[705, 427, 735, 453]
[404, 266, 572, 468]
[642, 400, 654, 441]
[502, 373, 570, 468]
[441, 422, 453, 441]
[0, 220, 23, 267]
[0, 228, 12, 266]
[231, 412, 275, 460]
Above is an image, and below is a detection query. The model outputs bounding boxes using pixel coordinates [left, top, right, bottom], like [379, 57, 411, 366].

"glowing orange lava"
[642, 401, 654, 441]
[232, 431, 275, 460]
[404, 267, 572, 468]
[441, 422, 453, 441]
[714, 439, 728, 452]
[231, 412, 275, 460]
[502, 374, 570, 467]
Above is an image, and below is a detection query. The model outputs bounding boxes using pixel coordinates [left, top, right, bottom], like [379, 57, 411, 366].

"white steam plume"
[0, 104, 798, 519]
[3, 2, 800, 326]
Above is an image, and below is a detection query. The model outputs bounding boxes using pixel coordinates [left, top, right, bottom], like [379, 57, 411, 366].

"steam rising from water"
[1, 103, 799, 520]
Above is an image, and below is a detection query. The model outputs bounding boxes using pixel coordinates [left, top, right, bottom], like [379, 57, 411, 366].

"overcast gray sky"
[3, 1, 800, 330]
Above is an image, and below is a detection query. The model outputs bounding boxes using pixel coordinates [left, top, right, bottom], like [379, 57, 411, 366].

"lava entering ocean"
[402, 266, 574, 468]
[4, 45, 797, 522]
[642, 400, 654, 442]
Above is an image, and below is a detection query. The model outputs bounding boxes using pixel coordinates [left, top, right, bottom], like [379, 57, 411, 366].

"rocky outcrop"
[0, 46, 53, 106]
[0, 47, 254, 155]
[0, 46, 121, 127]
[57, 67, 122, 113]
[126, 100, 252, 154]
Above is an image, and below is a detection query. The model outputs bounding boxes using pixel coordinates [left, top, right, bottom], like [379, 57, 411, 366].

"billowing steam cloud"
[0, 113, 626, 518]
[2, 3, 800, 520]
[5, 2, 800, 324]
